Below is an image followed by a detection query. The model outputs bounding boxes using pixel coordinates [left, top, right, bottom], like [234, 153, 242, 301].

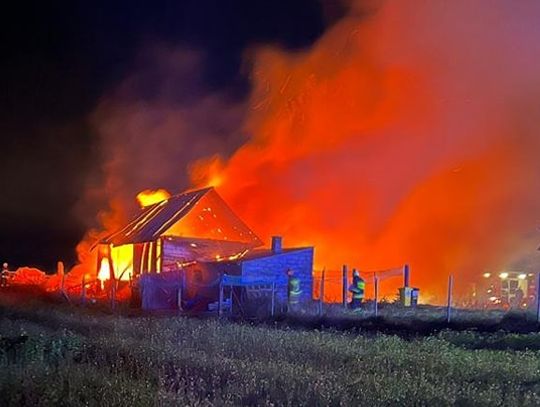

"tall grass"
[1, 299, 540, 406]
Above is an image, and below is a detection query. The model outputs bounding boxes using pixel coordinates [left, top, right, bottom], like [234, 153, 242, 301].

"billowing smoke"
[75, 1, 540, 301]
[190, 0, 540, 300]
[92, 46, 246, 209]
[74, 46, 246, 275]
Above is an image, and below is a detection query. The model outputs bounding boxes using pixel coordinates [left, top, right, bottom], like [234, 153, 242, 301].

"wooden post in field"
[57, 261, 69, 303]
[536, 272, 540, 323]
[446, 275, 453, 323]
[218, 277, 224, 317]
[319, 269, 325, 317]
[271, 282, 276, 317]
[177, 269, 183, 312]
[374, 275, 379, 317]
[182, 267, 187, 305]
[58, 261, 64, 290]
[107, 245, 116, 312]
[229, 283, 234, 315]
[342, 265, 348, 308]
[81, 275, 86, 306]
[403, 264, 410, 287]
[111, 279, 116, 312]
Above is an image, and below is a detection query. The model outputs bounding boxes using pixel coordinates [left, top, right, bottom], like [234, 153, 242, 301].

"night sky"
[1, 1, 343, 270]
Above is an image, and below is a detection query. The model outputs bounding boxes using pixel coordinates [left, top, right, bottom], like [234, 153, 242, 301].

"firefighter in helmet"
[1, 263, 9, 288]
[287, 269, 302, 312]
[349, 270, 365, 310]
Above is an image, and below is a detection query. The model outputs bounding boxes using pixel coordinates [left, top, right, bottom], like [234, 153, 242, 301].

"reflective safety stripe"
[289, 277, 302, 303]
[353, 279, 365, 300]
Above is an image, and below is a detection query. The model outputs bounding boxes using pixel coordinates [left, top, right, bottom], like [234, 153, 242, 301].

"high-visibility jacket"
[288, 277, 302, 304]
[349, 276, 365, 300]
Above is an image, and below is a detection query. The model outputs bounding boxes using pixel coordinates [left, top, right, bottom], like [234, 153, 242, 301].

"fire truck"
[476, 271, 536, 309]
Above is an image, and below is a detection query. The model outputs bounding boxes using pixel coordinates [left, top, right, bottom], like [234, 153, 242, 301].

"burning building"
[96, 187, 313, 310]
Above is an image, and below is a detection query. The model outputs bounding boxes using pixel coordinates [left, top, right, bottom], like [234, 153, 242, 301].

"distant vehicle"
[475, 271, 536, 309]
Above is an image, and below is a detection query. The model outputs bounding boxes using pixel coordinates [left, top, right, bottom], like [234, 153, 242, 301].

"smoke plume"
[73, 46, 246, 276]
[190, 0, 540, 300]
[76, 1, 540, 301]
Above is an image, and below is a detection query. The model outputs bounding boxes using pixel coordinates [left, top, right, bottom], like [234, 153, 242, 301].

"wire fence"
[4, 263, 540, 323]
[311, 267, 540, 323]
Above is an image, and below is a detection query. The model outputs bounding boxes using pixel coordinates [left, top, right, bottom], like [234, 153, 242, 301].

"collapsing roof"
[102, 187, 262, 248]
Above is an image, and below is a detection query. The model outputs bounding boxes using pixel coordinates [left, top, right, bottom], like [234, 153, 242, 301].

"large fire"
[186, 1, 540, 301]
[9, 1, 540, 305]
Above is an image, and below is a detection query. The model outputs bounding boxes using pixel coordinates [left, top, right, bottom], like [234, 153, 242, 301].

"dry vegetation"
[1, 294, 540, 406]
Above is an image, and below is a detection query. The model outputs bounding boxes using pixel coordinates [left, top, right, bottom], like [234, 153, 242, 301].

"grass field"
[1, 294, 540, 406]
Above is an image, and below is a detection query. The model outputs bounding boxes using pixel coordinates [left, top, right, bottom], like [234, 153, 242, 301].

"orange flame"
[97, 258, 110, 282]
[30, 0, 536, 306]
[136, 189, 171, 208]
[189, 1, 540, 301]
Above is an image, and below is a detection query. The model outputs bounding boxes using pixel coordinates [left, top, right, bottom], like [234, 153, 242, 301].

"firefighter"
[1, 263, 9, 288]
[287, 269, 302, 312]
[349, 270, 365, 310]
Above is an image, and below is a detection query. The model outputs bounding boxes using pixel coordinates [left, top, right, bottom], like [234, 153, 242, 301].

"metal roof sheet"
[102, 187, 261, 247]
[239, 247, 313, 262]
[162, 236, 253, 263]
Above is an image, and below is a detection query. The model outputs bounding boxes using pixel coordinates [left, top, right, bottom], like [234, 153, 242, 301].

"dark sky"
[0, 1, 342, 270]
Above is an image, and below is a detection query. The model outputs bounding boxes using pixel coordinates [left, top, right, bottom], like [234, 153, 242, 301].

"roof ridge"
[167, 186, 213, 200]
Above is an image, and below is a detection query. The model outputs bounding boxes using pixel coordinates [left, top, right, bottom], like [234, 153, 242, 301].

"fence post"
[57, 261, 70, 303]
[403, 264, 410, 287]
[319, 269, 325, 317]
[58, 261, 64, 291]
[536, 272, 540, 323]
[374, 276, 379, 317]
[271, 282, 276, 317]
[342, 265, 348, 308]
[81, 275, 86, 306]
[446, 275, 453, 323]
[61, 272, 65, 295]
[229, 283, 234, 315]
[218, 277, 223, 317]
[111, 280, 116, 312]
[177, 270, 183, 312]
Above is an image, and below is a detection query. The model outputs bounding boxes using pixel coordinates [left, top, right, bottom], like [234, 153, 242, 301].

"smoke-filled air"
[70, 0, 540, 302]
